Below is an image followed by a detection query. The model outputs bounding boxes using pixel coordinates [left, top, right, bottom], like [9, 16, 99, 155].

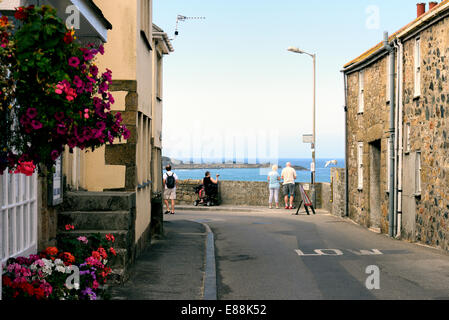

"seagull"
[325, 160, 338, 168]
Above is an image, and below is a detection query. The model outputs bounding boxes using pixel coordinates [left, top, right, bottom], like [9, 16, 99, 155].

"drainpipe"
[343, 72, 349, 217]
[396, 39, 404, 238]
[384, 32, 396, 238]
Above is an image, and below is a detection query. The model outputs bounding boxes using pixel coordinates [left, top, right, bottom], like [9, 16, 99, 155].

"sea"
[170, 158, 345, 183]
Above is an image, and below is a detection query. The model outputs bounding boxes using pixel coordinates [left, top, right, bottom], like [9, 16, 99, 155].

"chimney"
[417, 3, 426, 17]
[429, 1, 438, 10]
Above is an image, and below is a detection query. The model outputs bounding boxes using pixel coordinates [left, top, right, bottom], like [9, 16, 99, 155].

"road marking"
[295, 249, 344, 256]
[295, 248, 384, 256]
[347, 249, 383, 256]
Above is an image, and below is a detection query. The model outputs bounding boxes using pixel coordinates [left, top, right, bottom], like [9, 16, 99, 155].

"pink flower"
[65, 88, 77, 102]
[56, 124, 67, 135]
[122, 127, 131, 140]
[98, 44, 105, 55]
[51, 150, 60, 161]
[67, 138, 77, 149]
[107, 92, 115, 104]
[102, 70, 112, 82]
[55, 83, 64, 95]
[31, 120, 43, 130]
[77, 236, 88, 244]
[54, 112, 65, 122]
[26, 108, 37, 119]
[81, 48, 94, 61]
[68, 56, 80, 68]
[90, 65, 99, 77]
[99, 81, 109, 94]
[73, 75, 83, 88]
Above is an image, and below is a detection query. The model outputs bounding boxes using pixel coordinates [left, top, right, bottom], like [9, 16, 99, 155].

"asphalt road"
[174, 208, 449, 300]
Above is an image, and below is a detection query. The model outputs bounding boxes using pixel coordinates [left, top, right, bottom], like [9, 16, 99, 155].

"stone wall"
[175, 180, 330, 209]
[346, 54, 391, 232]
[330, 167, 346, 217]
[402, 18, 449, 250]
[345, 14, 449, 251]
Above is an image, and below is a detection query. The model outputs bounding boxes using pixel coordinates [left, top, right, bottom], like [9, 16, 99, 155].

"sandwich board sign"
[295, 184, 316, 215]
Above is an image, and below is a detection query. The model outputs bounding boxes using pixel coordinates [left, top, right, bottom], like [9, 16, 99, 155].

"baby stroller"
[193, 182, 219, 206]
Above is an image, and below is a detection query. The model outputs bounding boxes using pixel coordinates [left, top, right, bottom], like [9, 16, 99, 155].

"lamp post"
[287, 46, 316, 208]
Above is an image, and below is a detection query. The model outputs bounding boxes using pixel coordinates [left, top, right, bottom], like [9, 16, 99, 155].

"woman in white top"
[267, 165, 281, 209]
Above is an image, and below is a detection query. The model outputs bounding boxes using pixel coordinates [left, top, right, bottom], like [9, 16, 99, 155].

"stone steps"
[62, 191, 136, 212]
[58, 211, 132, 230]
[58, 191, 136, 285]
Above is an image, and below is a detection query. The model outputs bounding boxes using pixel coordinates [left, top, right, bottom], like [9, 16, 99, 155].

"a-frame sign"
[295, 184, 316, 215]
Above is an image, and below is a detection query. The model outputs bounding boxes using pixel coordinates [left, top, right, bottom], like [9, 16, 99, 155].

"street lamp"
[287, 46, 317, 208]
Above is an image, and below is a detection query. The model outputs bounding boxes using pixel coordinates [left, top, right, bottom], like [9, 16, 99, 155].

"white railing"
[0, 169, 38, 300]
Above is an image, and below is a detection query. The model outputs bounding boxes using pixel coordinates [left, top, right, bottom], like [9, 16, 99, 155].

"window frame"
[357, 142, 364, 190]
[414, 37, 421, 98]
[358, 70, 365, 114]
[405, 122, 411, 154]
[415, 151, 422, 196]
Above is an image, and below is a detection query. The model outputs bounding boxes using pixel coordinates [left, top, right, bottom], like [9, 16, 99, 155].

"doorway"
[369, 140, 381, 229]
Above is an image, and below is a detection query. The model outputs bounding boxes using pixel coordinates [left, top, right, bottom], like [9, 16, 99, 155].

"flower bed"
[2, 226, 117, 300]
[0, 5, 129, 175]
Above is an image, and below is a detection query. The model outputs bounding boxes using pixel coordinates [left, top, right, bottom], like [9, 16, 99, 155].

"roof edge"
[343, 0, 449, 71]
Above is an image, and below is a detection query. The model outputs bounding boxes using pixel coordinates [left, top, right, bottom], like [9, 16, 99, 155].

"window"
[156, 52, 162, 99]
[386, 54, 392, 102]
[414, 37, 421, 97]
[386, 137, 391, 192]
[405, 123, 411, 154]
[358, 70, 365, 113]
[357, 142, 364, 190]
[415, 151, 421, 195]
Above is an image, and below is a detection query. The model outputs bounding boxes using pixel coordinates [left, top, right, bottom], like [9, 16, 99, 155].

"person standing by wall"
[267, 165, 281, 209]
[163, 165, 178, 214]
[281, 162, 297, 209]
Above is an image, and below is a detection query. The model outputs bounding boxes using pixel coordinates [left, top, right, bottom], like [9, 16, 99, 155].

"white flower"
[56, 265, 66, 273]
[74, 283, 80, 290]
[54, 259, 64, 266]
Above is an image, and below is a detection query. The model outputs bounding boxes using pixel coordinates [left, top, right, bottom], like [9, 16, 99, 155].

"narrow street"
[170, 208, 449, 300]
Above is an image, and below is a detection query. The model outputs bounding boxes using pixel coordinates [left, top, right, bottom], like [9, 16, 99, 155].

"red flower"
[62, 252, 75, 265]
[2, 275, 12, 287]
[105, 234, 115, 243]
[45, 247, 58, 256]
[0, 16, 8, 27]
[65, 224, 75, 231]
[63, 31, 73, 44]
[98, 247, 107, 259]
[109, 247, 117, 256]
[92, 251, 101, 260]
[14, 161, 35, 176]
[14, 7, 27, 21]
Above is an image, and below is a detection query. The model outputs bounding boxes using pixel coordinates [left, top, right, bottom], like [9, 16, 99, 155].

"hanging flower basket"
[0, 5, 129, 175]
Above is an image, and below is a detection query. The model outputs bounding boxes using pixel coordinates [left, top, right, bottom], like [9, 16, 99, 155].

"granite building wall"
[346, 55, 392, 233]
[402, 19, 449, 250]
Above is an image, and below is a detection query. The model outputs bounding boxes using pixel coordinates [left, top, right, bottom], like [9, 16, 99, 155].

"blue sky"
[154, 1, 419, 160]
